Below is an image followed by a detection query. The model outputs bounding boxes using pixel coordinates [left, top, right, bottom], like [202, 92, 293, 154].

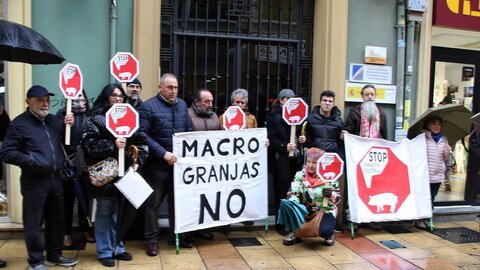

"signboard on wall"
[349, 63, 393, 85]
[345, 82, 397, 104]
[433, 0, 480, 31]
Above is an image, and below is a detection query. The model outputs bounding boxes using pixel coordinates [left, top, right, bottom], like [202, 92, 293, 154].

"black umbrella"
[0, 19, 65, 64]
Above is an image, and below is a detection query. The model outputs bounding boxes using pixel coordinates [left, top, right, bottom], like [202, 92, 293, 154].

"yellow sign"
[345, 82, 396, 104]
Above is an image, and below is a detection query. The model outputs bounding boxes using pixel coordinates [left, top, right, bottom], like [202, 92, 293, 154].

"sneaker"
[283, 232, 302, 246]
[29, 264, 47, 270]
[114, 252, 133, 261]
[45, 256, 77, 267]
[98, 257, 115, 267]
[324, 236, 335, 246]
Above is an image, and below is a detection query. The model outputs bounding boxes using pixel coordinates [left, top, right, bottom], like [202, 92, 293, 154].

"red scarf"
[303, 170, 325, 188]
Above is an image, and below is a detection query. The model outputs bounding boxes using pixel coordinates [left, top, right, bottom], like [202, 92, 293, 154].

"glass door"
[430, 47, 480, 206]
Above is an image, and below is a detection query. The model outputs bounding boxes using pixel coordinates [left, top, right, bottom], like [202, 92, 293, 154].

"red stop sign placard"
[223, 106, 246, 130]
[110, 52, 140, 83]
[106, 103, 139, 138]
[59, 63, 83, 99]
[282, 97, 308, 125]
[317, 152, 344, 183]
[356, 146, 411, 214]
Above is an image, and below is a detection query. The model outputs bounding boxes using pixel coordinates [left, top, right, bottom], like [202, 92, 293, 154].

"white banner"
[344, 133, 432, 223]
[173, 128, 268, 233]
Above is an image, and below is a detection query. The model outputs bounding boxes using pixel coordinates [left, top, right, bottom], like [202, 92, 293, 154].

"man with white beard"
[344, 84, 387, 139]
[343, 84, 387, 232]
[126, 78, 143, 109]
[0, 86, 77, 269]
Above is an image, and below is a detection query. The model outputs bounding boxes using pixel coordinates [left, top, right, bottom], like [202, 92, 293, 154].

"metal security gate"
[161, 0, 314, 126]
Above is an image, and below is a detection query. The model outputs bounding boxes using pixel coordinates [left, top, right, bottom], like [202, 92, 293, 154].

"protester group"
[0, 74, 454, 269]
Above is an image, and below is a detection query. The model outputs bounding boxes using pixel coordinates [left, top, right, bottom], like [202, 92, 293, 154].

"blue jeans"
[95, 199, 126, 259]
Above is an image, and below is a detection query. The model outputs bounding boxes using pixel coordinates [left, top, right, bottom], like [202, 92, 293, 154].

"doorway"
[430, 46, 480, 206]
[160, 0, 315, 126]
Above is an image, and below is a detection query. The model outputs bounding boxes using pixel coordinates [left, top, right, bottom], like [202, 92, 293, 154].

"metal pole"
[403, 18, 415, 129]
[395, 1, 406, 136]
[110, 0, 118, 83]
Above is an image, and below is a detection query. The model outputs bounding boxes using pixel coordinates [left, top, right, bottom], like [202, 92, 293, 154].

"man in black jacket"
[298, 90, 344, 154]
[0, 86, 77, 270]
[138, 73, 193, 256]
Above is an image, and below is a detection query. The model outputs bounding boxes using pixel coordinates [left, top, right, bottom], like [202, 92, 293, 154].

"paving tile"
[196, 241, 241, 260]
[0, 256, 29, 270]
[201, 258, 251, 270]
[358, 249, 421, 270]
[334, 262, 381, 270]
[285, 255, 337, 270]
[452, 221, 480, 232]
[75, 254, 111, 270]
[408, 257, 461, 270]
[314, 241, 366, 264]
[226, 231, 261, 239]
[427, 246, 480, 266]
[256, 229, 285, 241]
[161, 252, 206, 270]
[388, 246, 433, 259]
[118, 264, 163, 269]
[394, 233, 448, 249]
[335, 233, 384, 252]
[237, 248, 291, 269]
[268, 239, 318, 257]
[0, 239, 28, 258]
[453, 243, 480, 256]
[78, 242, 97, 256]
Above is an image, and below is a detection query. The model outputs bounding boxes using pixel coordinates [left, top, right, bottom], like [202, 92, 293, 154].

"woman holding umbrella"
[417, 116, 452, 229]
[82, 84, 148, 267]
[56, 89, 95, 247]
[281, 147, 341, 246]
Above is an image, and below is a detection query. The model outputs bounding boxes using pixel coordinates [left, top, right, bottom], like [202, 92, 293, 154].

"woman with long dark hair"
[82, 84, 148, 267]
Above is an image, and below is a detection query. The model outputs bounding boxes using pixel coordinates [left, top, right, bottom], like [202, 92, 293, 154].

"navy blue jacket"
[0, 109, 65, 176]
[302, 105, 343, 153]
[138, 93, 192, 176]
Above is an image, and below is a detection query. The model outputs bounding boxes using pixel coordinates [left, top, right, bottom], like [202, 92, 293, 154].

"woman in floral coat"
[284, 147, 341, 246]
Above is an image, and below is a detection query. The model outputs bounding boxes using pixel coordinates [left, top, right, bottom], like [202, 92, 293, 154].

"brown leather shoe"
[63, 235, 73, 247]
[146, 242, 158, 257]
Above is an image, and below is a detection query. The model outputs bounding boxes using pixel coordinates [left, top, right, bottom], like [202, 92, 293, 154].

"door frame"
[430, 46, 480, 206]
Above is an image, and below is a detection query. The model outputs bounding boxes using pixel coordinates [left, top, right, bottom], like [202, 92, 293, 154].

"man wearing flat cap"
[126, 78, 143, 108]
[0, 85, 77, 269]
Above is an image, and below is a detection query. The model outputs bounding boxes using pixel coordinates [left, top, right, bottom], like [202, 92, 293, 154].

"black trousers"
[62, 178, 89, 234]
[21, 173, 65, 267]
[144, 169, 174, 242]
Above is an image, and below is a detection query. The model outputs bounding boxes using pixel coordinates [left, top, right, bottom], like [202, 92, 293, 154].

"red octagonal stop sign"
[317, 152, 344, 183]
[106, 103, 139, 138]
[223, 106, 246, 130]
[110, 52, 140, 83]
[59, 63, 83, 99]
[282, 97, 308, 125]
[356, 146, 410, 214]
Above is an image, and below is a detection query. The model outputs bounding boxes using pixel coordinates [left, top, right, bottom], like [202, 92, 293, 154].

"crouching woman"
[283, 147, 341, 246]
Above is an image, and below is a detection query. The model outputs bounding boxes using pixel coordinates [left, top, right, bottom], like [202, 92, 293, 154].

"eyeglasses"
[110, 94, 125, 99]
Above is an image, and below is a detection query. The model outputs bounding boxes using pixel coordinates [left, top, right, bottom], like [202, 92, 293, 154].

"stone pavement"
[0, 220, 479, 269]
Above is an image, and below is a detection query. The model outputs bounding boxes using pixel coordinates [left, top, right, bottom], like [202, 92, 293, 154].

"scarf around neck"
[360, 104, 380, 138]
